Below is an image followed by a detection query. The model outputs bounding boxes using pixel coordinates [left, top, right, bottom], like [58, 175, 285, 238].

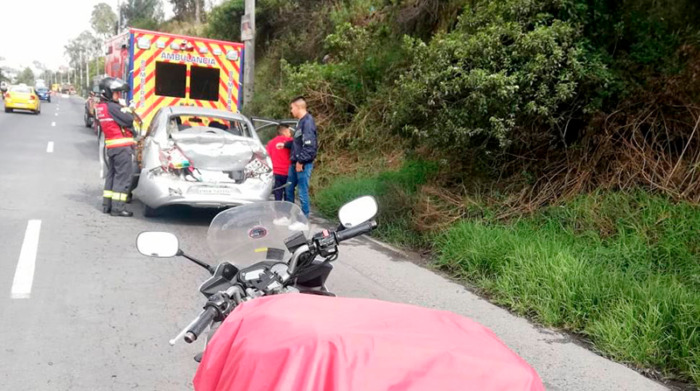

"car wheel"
[144, 205, 159, 218]
[35, 109, 40, 115]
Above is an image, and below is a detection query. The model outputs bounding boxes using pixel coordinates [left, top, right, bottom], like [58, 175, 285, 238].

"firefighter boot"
[111, 210, 134, 217]
[110, 197, 133, 217]
[110, 202, 133, 217]
[102, 190, 113, 214]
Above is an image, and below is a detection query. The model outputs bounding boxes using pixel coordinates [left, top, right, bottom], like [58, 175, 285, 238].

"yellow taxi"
[4, 85, 41, 115]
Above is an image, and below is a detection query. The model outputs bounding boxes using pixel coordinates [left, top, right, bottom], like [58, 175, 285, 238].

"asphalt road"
[0, 94, 670, 390]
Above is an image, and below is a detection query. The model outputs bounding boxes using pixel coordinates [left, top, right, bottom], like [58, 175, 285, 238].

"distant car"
[35, 87, 51, 103]
[124, 106, 274, 217]
[4, 85, 40, 114]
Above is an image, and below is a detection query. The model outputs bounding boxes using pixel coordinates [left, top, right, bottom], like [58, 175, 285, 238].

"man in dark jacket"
[283, 97, 317, 217]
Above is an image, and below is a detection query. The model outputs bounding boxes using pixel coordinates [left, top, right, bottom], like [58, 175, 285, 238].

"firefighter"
[96, 77, 135, 217]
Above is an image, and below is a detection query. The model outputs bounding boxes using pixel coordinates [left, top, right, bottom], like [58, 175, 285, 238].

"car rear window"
[168, 115, 252, 138]
[11, 86, 31, 93]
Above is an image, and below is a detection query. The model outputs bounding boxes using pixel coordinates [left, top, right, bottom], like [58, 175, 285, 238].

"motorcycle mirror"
[136, 232, 180, 258]
[338, 196, 378, 228]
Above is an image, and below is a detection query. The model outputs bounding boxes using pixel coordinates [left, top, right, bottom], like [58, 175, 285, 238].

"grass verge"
[314, 162, 699, 386]
[314, 160, 437, 248]
[436, 191, 699, 385]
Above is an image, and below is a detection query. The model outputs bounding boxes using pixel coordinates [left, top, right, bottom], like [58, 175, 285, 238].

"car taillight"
[159, 146, 192, 170]
[29, 95, 36, 100]
[245, 151, 273, 179]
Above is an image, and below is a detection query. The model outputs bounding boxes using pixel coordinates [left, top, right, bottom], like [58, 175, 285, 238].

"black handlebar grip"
[334, 220, 378, 243]
[185, 306, 218, 344]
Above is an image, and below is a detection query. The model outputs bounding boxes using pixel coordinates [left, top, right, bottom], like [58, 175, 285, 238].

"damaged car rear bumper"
[133, 169, 273, 209]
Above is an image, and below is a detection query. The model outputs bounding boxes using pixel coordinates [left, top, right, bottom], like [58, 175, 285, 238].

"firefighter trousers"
[103, 146, 134, 212]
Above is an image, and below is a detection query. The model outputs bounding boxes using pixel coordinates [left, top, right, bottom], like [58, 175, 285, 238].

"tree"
[170, 0, 204, 23]
[120, 0, 164, 30]
[206, 0, 244, 41]
[32, 61, 47, 73]
[16, 67, 35, 85]
[91, 3, 118, 38]
[65, 31, 101, 69]
[64, 31, 103, 93]
[0, 56, 6, 82]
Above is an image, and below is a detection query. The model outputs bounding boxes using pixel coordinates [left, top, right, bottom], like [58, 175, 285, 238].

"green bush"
[389, 0, 612, 152]
[436, 191, 700, 385]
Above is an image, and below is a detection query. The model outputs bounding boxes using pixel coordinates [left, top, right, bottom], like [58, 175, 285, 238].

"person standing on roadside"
[96, 77, 135, 217]
[266, 125, 294, 201]
[281, 97, 317, 217]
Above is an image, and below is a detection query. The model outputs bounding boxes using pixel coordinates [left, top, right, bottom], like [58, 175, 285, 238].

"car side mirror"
[136, 232, 180, 258]
[338, 196, 378, 228]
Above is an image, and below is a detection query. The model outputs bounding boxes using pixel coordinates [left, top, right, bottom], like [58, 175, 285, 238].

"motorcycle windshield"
[207, 202, 310, 267]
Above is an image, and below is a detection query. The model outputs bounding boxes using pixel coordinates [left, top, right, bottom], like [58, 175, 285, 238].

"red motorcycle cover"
[193, 294, 544, 391]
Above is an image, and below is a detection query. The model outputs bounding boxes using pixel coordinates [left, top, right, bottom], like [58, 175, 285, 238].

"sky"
[0, 0, 174, 73]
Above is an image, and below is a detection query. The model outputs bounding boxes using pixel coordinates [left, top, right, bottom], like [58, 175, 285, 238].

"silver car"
[130, 106, 274, 216]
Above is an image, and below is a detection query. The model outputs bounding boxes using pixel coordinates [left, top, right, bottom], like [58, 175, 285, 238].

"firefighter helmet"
[99, 77, 129, 102]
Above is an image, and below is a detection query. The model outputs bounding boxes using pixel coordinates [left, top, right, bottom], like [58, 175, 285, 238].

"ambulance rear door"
[129, 30, 244, 130]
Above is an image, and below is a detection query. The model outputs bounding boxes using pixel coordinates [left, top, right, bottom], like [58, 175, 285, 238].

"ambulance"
[104, 28, 245, 131]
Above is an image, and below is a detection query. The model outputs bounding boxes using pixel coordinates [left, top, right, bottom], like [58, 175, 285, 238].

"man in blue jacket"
[282, 96, 318, 217]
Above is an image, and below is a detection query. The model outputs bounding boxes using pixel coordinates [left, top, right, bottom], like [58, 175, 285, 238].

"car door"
[250, 117, 298, 145]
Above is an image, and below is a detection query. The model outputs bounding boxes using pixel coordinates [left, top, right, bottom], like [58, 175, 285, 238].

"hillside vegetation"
[189, 0, 700, 386]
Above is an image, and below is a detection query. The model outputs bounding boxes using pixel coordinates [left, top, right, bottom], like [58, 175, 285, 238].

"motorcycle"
[137, 196, 544, 391]
[136, 196, 379, 348]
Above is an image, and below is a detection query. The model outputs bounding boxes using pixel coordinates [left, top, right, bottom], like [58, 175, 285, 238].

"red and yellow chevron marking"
[129, 29, 244, 132]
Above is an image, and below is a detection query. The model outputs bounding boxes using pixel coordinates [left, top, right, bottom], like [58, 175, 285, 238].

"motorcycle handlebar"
[184, 306, 218, 344]
[334, 220, 378, 243]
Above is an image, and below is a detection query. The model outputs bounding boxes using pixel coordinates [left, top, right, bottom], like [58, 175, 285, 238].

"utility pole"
[116, 0, 121, 34]
[79, 52, 84, 94]
[242, 0, 255, 111]
[86, 53, 90, 95]
[195, 0, 201, 25]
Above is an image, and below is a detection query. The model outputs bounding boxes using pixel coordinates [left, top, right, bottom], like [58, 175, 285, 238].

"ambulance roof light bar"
[170, 40, 195, 51]
[226, 50, 240, 61]
[137, 37, 151, 50]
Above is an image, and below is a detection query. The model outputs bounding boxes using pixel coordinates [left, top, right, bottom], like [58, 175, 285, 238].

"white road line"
[51, 121, 56, 127]
[46, 142, 54, 153]
[11, 220, 42, 299]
